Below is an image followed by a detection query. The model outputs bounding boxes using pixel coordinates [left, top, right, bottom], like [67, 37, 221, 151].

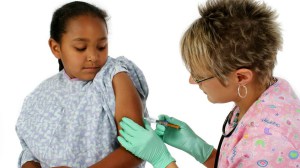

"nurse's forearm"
[203, 149, 217, 168]
[166, 162, 178, 168]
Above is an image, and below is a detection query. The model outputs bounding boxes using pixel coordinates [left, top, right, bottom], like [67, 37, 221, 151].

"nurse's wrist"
[203, 149, 217, 168]
[166, 161, 178, 168]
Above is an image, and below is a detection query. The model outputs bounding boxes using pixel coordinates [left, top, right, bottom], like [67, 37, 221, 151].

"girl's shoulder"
[25, 72, 64, 99]
[34, 72, 64, 91]
[95, 56, 137, 78]
[93, 56, 148, 99]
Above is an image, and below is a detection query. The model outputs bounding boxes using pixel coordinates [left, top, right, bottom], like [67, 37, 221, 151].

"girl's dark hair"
[50, 1, 108, 71]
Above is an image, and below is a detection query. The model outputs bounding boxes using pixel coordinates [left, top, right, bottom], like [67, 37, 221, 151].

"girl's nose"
[87, 50, 98, 62]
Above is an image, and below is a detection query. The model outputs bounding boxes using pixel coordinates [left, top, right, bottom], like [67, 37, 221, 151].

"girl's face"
[189, 72, 238, 103]
[54, 15, 108, 81]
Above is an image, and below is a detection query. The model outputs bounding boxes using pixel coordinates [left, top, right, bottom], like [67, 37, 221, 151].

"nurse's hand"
[156, 115, 214, 163]
[118, 117, 175, 168]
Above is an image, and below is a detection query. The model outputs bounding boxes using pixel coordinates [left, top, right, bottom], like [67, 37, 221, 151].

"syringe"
[144, 116, 180, 129]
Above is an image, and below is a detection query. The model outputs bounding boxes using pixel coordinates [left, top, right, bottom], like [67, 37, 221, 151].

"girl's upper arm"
[112, 72, 144, 132]
[22, 161, 41, 168]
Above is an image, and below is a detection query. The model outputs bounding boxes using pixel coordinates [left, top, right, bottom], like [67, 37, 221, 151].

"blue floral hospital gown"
[16, 56, 148, 168]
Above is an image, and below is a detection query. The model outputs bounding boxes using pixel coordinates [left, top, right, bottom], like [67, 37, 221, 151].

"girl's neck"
[63, 70, 80, 81]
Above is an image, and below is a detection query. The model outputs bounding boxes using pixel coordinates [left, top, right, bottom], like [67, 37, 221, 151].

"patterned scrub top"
[16, 56, 148, 168]
[218, 78, 300, 167]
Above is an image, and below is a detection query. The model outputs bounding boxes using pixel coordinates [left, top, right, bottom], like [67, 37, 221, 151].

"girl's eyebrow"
[72, 36, 107, 42]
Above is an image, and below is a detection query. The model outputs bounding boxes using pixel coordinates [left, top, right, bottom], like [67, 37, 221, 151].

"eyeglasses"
[192, 76, 214, 83]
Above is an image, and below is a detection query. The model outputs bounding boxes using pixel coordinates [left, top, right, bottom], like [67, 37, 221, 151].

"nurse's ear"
[234, 68, 253, 86]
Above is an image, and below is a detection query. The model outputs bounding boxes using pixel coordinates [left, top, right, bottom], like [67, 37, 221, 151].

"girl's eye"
[98, 45, 107, 51]
[75, 47, 86, 52]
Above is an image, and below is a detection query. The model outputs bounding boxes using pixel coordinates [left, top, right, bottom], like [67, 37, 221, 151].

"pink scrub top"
[218, 78, 300, 167]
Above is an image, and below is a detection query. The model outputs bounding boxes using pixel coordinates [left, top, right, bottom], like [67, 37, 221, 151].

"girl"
[16, 1, 148, 168]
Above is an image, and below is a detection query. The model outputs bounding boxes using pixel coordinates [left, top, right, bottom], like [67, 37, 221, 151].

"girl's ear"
[48, 38, 61, 59]
[234, 68, 253, 85]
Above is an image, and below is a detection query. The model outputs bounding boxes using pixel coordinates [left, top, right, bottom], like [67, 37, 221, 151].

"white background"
[0, 0, 299, 167]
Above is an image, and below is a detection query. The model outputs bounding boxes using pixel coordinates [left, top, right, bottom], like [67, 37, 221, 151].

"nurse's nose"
[189, 76, 198, 84]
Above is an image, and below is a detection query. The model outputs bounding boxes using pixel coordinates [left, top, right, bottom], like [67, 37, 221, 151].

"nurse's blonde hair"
[181, 0, 282, 86]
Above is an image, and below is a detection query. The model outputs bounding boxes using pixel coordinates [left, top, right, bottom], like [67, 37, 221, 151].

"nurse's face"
[189, 72, 238, 103]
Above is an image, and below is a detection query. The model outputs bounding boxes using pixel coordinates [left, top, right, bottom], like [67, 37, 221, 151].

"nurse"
[117, 0, 300, 167]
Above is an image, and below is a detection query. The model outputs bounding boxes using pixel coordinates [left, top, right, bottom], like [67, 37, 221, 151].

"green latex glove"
[117, 117, 175, 168]
[156, 114, 214, 163]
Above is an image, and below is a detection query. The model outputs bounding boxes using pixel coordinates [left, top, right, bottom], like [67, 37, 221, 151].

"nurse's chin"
[206, 95, 214, 103]
[206, 96, 223, 104]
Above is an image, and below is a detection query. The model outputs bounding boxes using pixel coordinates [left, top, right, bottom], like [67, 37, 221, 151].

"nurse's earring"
[238, 85, 247, 98]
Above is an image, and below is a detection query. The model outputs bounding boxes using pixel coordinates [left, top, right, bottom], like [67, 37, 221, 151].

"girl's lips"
[83, 67, 100, 72]
[84, 67, 99, 69]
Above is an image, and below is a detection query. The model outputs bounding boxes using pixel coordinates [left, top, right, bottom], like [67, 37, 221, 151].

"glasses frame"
[192, 76, 214, 83]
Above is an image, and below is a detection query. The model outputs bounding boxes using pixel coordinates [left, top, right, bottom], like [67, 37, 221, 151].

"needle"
[144, 117, 180, 129]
